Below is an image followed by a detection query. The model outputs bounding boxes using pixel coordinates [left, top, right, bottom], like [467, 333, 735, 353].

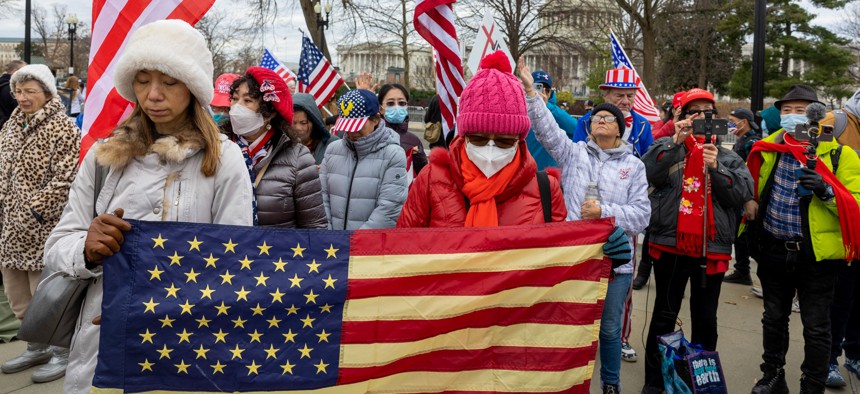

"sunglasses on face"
[384, 101, 408, 107]
[590, 115, 617, 124]
[685, 109, 715, 117]
[466, 134, 519, 149]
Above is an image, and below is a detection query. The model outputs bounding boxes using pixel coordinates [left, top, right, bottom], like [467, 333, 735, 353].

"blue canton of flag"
[610, 33, 630, 69]
[93, 220, 350, 392]
[260, 49, 281, 73]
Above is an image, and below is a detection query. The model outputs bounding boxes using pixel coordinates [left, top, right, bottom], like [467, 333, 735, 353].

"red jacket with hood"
[397, 137, 567, 228]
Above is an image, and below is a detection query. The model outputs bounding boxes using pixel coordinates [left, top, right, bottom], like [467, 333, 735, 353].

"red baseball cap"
[245, 67, 293, 124]
[210, 73, 239, 108]
[680, 88, 715, 110]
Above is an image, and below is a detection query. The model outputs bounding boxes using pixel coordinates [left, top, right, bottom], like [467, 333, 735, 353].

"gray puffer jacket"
[642, 137, 753, 254]
[320, 122, 408, 230]
[254, 131, 327, 228]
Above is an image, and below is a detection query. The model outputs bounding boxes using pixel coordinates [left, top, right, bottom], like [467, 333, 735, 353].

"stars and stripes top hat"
[210, 73, 239, 108]
[334, 89, 380, 133]
[245, 67, 293, 124]
[598, 67, 641, 90]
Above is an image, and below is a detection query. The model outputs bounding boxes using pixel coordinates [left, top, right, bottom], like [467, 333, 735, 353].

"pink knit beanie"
[457, 51, 530, 138]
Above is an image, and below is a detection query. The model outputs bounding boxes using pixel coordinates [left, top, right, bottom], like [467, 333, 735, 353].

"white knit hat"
[113, 19, 214, 105]
[10, 64, 57, 98]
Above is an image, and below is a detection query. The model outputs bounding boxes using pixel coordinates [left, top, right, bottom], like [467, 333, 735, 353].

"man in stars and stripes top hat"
[573, 68, 654, 158]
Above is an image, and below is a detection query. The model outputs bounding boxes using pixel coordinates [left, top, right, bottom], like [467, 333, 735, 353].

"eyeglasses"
[466, 134, 519, 149]
[384, 101, 408, 107]
[590, 115, 617, 124]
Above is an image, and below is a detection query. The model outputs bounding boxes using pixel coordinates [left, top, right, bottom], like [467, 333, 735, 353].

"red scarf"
[458, 143, 524, 227]
[625, 115, 633, 129]
[676, 135, 716, 256]
[747, 133, 860, 261]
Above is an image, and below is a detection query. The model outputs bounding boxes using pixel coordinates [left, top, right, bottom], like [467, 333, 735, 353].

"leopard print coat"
[0, 97, 80, 271]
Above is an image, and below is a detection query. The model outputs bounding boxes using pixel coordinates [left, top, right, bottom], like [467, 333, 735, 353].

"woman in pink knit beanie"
[397, 51, 567, 228]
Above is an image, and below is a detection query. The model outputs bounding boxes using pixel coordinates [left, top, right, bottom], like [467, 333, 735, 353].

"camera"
[692, 111, 729, 139]
[792, 123, 834, 142]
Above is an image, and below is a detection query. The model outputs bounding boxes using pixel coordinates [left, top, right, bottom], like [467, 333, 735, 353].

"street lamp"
[65, 14, 79, 76]
[314, 0, 332, 30]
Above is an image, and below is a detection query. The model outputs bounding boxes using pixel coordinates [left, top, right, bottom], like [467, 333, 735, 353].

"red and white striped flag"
[260, 48, 297, 85]
[80, 0, 215, 161]
[610, 30, 660, 124]
[296, 37, 343, 108]
[415, 0, 466, 139]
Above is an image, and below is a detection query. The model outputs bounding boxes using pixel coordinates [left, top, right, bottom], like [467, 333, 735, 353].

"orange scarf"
[459, 143, 524, 227]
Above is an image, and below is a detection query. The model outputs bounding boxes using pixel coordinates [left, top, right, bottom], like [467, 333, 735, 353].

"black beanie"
[590, 103, 626, 137]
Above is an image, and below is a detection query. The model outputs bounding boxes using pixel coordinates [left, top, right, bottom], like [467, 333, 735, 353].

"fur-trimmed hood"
[95, 119, 207, 169]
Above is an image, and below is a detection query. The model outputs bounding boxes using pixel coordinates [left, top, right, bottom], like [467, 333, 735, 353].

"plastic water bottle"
[585, 182, 601, 204]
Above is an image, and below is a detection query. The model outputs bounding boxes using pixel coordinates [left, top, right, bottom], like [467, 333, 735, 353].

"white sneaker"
[621, 342, 637, 362]
[751, 286, 763, 298]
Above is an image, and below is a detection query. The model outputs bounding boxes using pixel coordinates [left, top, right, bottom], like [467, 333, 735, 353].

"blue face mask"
[384, 106, 408, 125]
[212, 113, 227, 125]
[780, 114, 807, 132]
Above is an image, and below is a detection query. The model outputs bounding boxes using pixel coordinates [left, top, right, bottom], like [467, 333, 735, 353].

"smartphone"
[794, 124, 834, 142]
[795, 168, 813, 196]
[692, 118, 729, 136]
[534, 82, 544, 92]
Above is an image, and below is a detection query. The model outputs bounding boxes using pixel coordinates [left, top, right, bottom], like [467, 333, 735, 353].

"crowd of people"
[0, 18, 858, 394]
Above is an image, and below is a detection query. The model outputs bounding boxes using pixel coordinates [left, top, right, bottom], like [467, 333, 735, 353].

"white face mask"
[465, 140, 518, 178]
[229, 104, 265, 136]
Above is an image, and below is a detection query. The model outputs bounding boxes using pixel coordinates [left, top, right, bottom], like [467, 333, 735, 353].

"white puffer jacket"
[528, 95, 651, 274]
[44, 125, 253, 394]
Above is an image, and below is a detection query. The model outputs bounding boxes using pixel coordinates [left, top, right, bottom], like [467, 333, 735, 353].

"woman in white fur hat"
[0, 63, 80, 384]
[43, 19, 254, 393]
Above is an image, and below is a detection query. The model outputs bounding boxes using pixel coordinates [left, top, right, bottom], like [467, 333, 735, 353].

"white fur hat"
[113, 19, 214, 105]
[11, 64, 57, 98]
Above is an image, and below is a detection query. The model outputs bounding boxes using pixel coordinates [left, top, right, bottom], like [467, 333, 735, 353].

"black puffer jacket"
[385, 118, 428, 176]
[254, 131, 328, 228]
[642, 137, 754, 254]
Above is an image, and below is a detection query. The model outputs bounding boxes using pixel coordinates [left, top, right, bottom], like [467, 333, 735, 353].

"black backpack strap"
[93, 164, 109, 218]
[536, 171, 552, 223]
[832, 144, 843, 175]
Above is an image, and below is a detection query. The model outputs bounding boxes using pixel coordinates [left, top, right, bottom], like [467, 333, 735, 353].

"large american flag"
[79, 0, 215, 162]
[92, 219, 614, 393]
[297, 37, 343, 108]
[610, 31, 661, 124]
[415, 0, 466, 139]
[260, 49, 297, 85]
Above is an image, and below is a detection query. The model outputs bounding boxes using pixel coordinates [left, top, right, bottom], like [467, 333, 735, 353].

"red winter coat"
[396, 137, 567, 228]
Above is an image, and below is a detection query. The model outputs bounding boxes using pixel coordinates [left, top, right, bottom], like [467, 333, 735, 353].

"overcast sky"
[0, 0, 849, 67]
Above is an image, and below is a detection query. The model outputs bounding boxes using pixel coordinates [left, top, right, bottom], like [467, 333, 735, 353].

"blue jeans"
[600, 272, 633, 385]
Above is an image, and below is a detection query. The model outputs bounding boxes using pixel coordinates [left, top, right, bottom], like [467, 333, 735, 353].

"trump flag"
[92, 219, 614, 393]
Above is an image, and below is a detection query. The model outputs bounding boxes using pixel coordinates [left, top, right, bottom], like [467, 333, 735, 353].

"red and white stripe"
[332, 117, 368, 134]
[296, 64, 341, 108]
[80, 0, 215, 161]
[275, 65, 297, 85]
[415, 0, 465, 139]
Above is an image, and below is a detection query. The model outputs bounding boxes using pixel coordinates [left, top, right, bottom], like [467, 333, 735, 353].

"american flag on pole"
[610, 30, 661, 124]
[297, 37, 343, 108]
[80, 0, 215, 162]
[92, 219, 614, 393]
[260, 49, 297, 85]
[415, 0, 466, 139]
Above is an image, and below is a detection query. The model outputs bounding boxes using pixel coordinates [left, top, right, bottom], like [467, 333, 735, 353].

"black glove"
[603, 226, 632, 269]
[798, 168, 832, 200]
